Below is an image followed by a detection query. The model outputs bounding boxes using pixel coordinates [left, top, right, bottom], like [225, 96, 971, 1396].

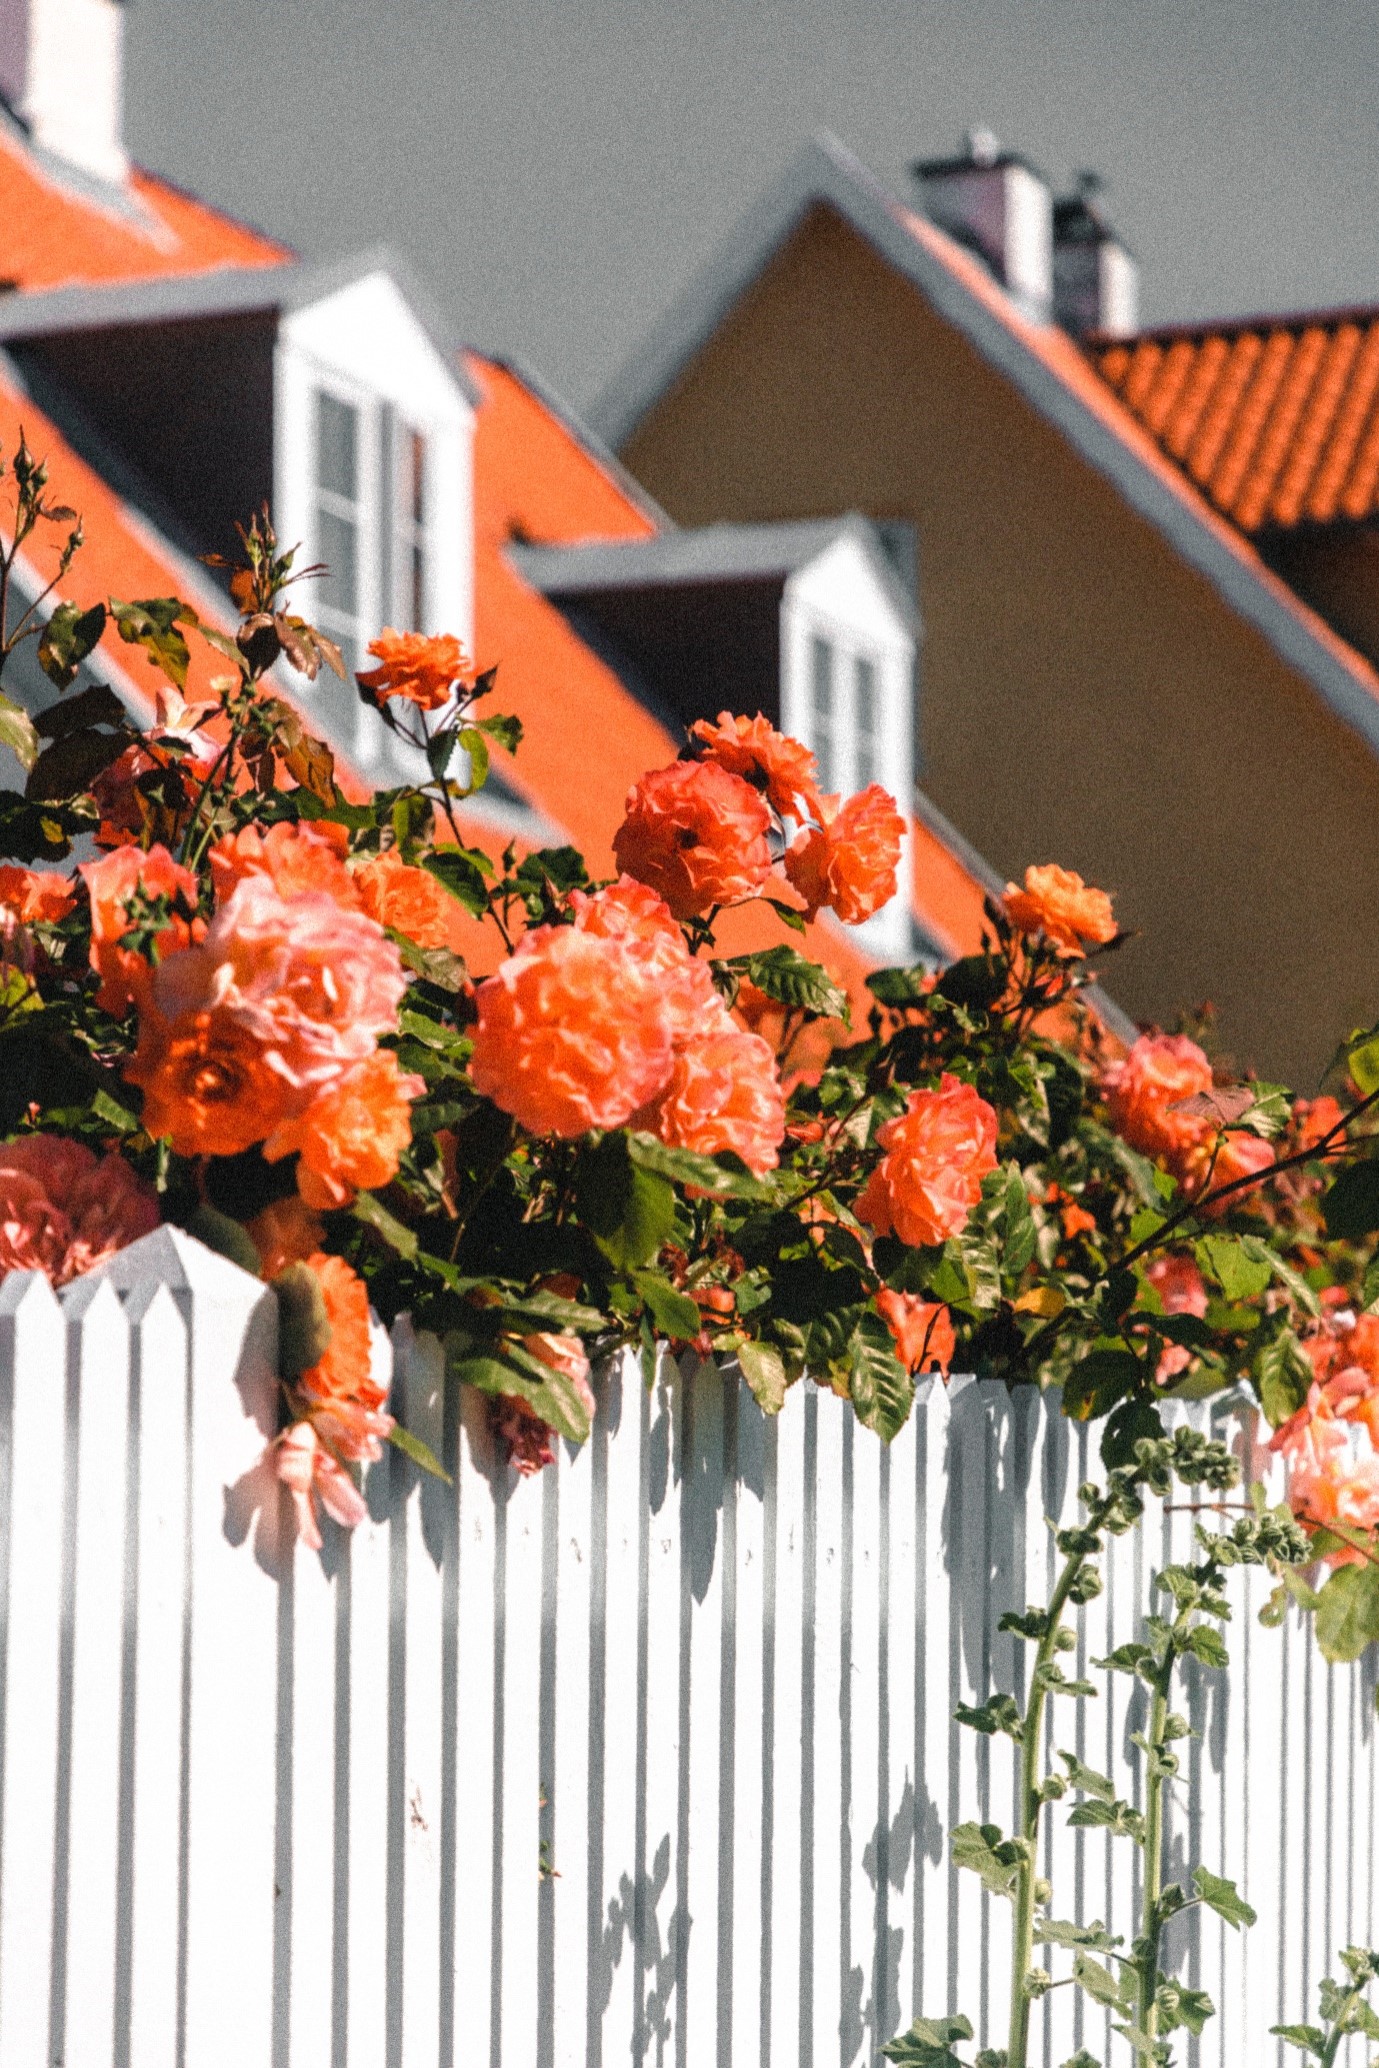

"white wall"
[780, 530, 916, 962]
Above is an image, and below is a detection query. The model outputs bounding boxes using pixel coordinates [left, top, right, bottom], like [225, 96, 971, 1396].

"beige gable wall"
[621, 205, 1379, 1085]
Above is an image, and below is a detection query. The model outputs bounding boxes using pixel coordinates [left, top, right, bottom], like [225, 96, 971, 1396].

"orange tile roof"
[0, 129, 290, 294]
[1091, 310, 1379, 534]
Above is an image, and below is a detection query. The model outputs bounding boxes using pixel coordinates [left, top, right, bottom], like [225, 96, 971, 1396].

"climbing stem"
[1007, 1548, 1086, 2068]
[1137, 1662, 1173, 2040]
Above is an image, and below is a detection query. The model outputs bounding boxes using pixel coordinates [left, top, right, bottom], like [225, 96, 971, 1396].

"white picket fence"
[0, 1225, 1373, 2067]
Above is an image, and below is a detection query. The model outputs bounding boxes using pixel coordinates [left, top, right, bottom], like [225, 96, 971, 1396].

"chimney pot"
[1052, 176, 1138, 338]
[3, 0, 128, 186]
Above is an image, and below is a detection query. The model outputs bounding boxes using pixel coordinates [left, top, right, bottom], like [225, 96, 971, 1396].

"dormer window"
[313, 389, 364, 676]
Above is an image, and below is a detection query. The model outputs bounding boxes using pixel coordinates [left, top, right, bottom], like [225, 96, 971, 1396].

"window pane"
[855, 655, 878, 790]
[316, 391, 358, 500]
[810, 634, 836, 795]
[407, 429, 426, 527]
[317, 507, 358, 616]
[410, 543, 425, 633]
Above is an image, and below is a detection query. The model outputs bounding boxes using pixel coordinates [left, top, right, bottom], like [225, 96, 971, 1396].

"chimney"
[912, 127, 1053, 321]
[0, 0, 128, 187]
[1052, 173, 1138, 338]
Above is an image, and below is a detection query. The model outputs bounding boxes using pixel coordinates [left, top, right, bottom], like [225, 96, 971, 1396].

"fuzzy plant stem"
[1136, 1661, 1173, 2042]
[1007, 1548, 1087, 2068]
[1320, 1988, 1366, 2068]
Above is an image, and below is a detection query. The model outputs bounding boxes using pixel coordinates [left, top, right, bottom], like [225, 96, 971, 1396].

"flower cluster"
[0, 472, 1374, 1670]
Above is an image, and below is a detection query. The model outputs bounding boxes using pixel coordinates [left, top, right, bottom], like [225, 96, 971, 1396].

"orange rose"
[294, 1254, 379, 1429]
[633, 998, 785, 1177]
[1102, 1034, 1214, 1163]
[209, 820, 358, 909]
[0, 865, 76, 926]
[689, 710, 821, 820]
[1003, 864, 1116, 957]
[470, 922, 678, 1137]
[1144, 1250, 1208, 1382]
[613, 760, 772, 920]
[567, 876, 716, 1038]
[856, 1074, 999, 1248]
[127, 1006, 302, 1157]
[352, 848, 464, 952]
[875, 1288, 956, 1376]
[264, 1049, 426, 1210]
[783, 784, 905, 925]
[357, 629, 470, 711]
[80, 843, 202, 1015]
[1295, 1094, 1346, 1155]
[89, 741, 215, 850]
[1183, 1128, 1275, 1215]
[246, 1194, 326, 1278]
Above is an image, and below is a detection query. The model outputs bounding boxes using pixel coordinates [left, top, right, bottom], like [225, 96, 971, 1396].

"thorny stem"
[1319, 1986, 1366, 2068]
[1008, 1545, 1087, 2068]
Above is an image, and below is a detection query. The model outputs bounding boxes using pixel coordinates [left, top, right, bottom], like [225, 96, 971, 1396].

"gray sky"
[125, 0, 1379, 414]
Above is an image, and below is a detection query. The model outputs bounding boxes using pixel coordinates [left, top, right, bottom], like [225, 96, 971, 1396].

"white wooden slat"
[345, 1429, 392, 2068]
[0, 1272, 66, 2066]
[878, 1404, 918, 2051]
[945, 1378, 990, 2040]
[980, 1388, 1018, 2054]
[590, 1352, 642, 2064]
[914, 1375, 952, 2024]
[287, 1491, 339, 2068]
[123, 1281, 188, 2068]
[1038, 1405, 1081, 2068]
[59, 1276, 130, 2067]
[683, 1357, 726, 2062]
[846, 1387, 882, 2066]
[767, 1373, 807, 2068]
[812, 1386, 847, 2064]
[639, 1365, 682, 2060]
[499, 1442, 545, 2067]
[730, 1373, 768, 2068]
[550, 1377, 594, 2068]
[449, 1382, 495, 2066]
[110, 1233, 283, 2068]
[395, 1321, 445, 2068]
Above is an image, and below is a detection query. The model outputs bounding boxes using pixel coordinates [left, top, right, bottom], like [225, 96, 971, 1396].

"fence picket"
[0, 1273, 66, 2068]
[0, 1237, 1371, 2066]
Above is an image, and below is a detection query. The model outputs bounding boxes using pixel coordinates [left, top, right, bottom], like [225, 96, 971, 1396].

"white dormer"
[779, 526, 917, 960]
[273, 265, 476, 779]
[1, 0, 129, 185]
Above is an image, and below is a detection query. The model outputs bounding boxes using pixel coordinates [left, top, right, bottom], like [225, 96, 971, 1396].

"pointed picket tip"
[60, 1270, 129, 1329]
[0, 1267, 62, 1323]
[945, 1372, 979, 1400]
[122, 1273, 193, 1334]
[91, 1223, 260, 1299]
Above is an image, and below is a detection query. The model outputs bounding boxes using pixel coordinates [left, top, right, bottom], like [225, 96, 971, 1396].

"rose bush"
[0, 446, 1375, 1666]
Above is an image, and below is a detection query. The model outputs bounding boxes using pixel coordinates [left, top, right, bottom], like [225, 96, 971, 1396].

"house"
[0, 0, 1030, 1005]
[593, 129, 1379, 1082]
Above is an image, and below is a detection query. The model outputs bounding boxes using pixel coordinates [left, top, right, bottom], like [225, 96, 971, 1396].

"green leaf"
[108, 596, 195, 689]
[1061, 1349, 1141, 1421]
[1192, 1865, 1256, 1930]
[951, 1821, 1023, 1899]
[388, 1422, 453, 1484]
[0, 693, 39, 772]
[630, 1269, 700, 1341]
[719, 944, 850, 1023]
[866, 965, 930, 1009]
[737, 1339, 788, 1415]
[457, 725, 490, 792]
[765, 897, 807, 934]
[1100, 1396, 1164, 1469]
[422, 844, 494, 917]
[473, 711, 523, 753]
[1185, 1623, 1230, 1670]
[1072, 1953, 1126, 2009]
[351, 1192, 419, 1260]
[1347, 1025, 1379, 1096]
[34, 681, 128, 741]
[881, 2014, 974, 2067]
[25, 723, 130, 802]
[1323, 1157, 1379, 1242]
[1058, 1751, 1115, 1801]
[1256, 1325, 1314, 1428]
[847, 1310, 915, 1441]
[1268, 2025, 1327, 2056]
[1195, 1234, 1272, 1302]
[446, 1343, 594, 1445]
[1035, 1916, 1121, 1951]
[37, 600, 106, 688]
[1067, 1797, 1144, 1841]
[1162, 1981, 1215, 2035]
[1314, 1561, 1379, 1664]
[955, 1693, 1023, 1740]
[1057, 2053, 1104, 2068]
[576, 1134, 676, 1271]
[625, 1130, 765, 1199]
[91, 1087, 140, 1134]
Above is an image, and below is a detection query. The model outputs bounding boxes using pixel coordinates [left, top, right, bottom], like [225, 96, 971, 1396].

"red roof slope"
[1092, 311, 1379, 535]
[0, 130, 289, 293]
